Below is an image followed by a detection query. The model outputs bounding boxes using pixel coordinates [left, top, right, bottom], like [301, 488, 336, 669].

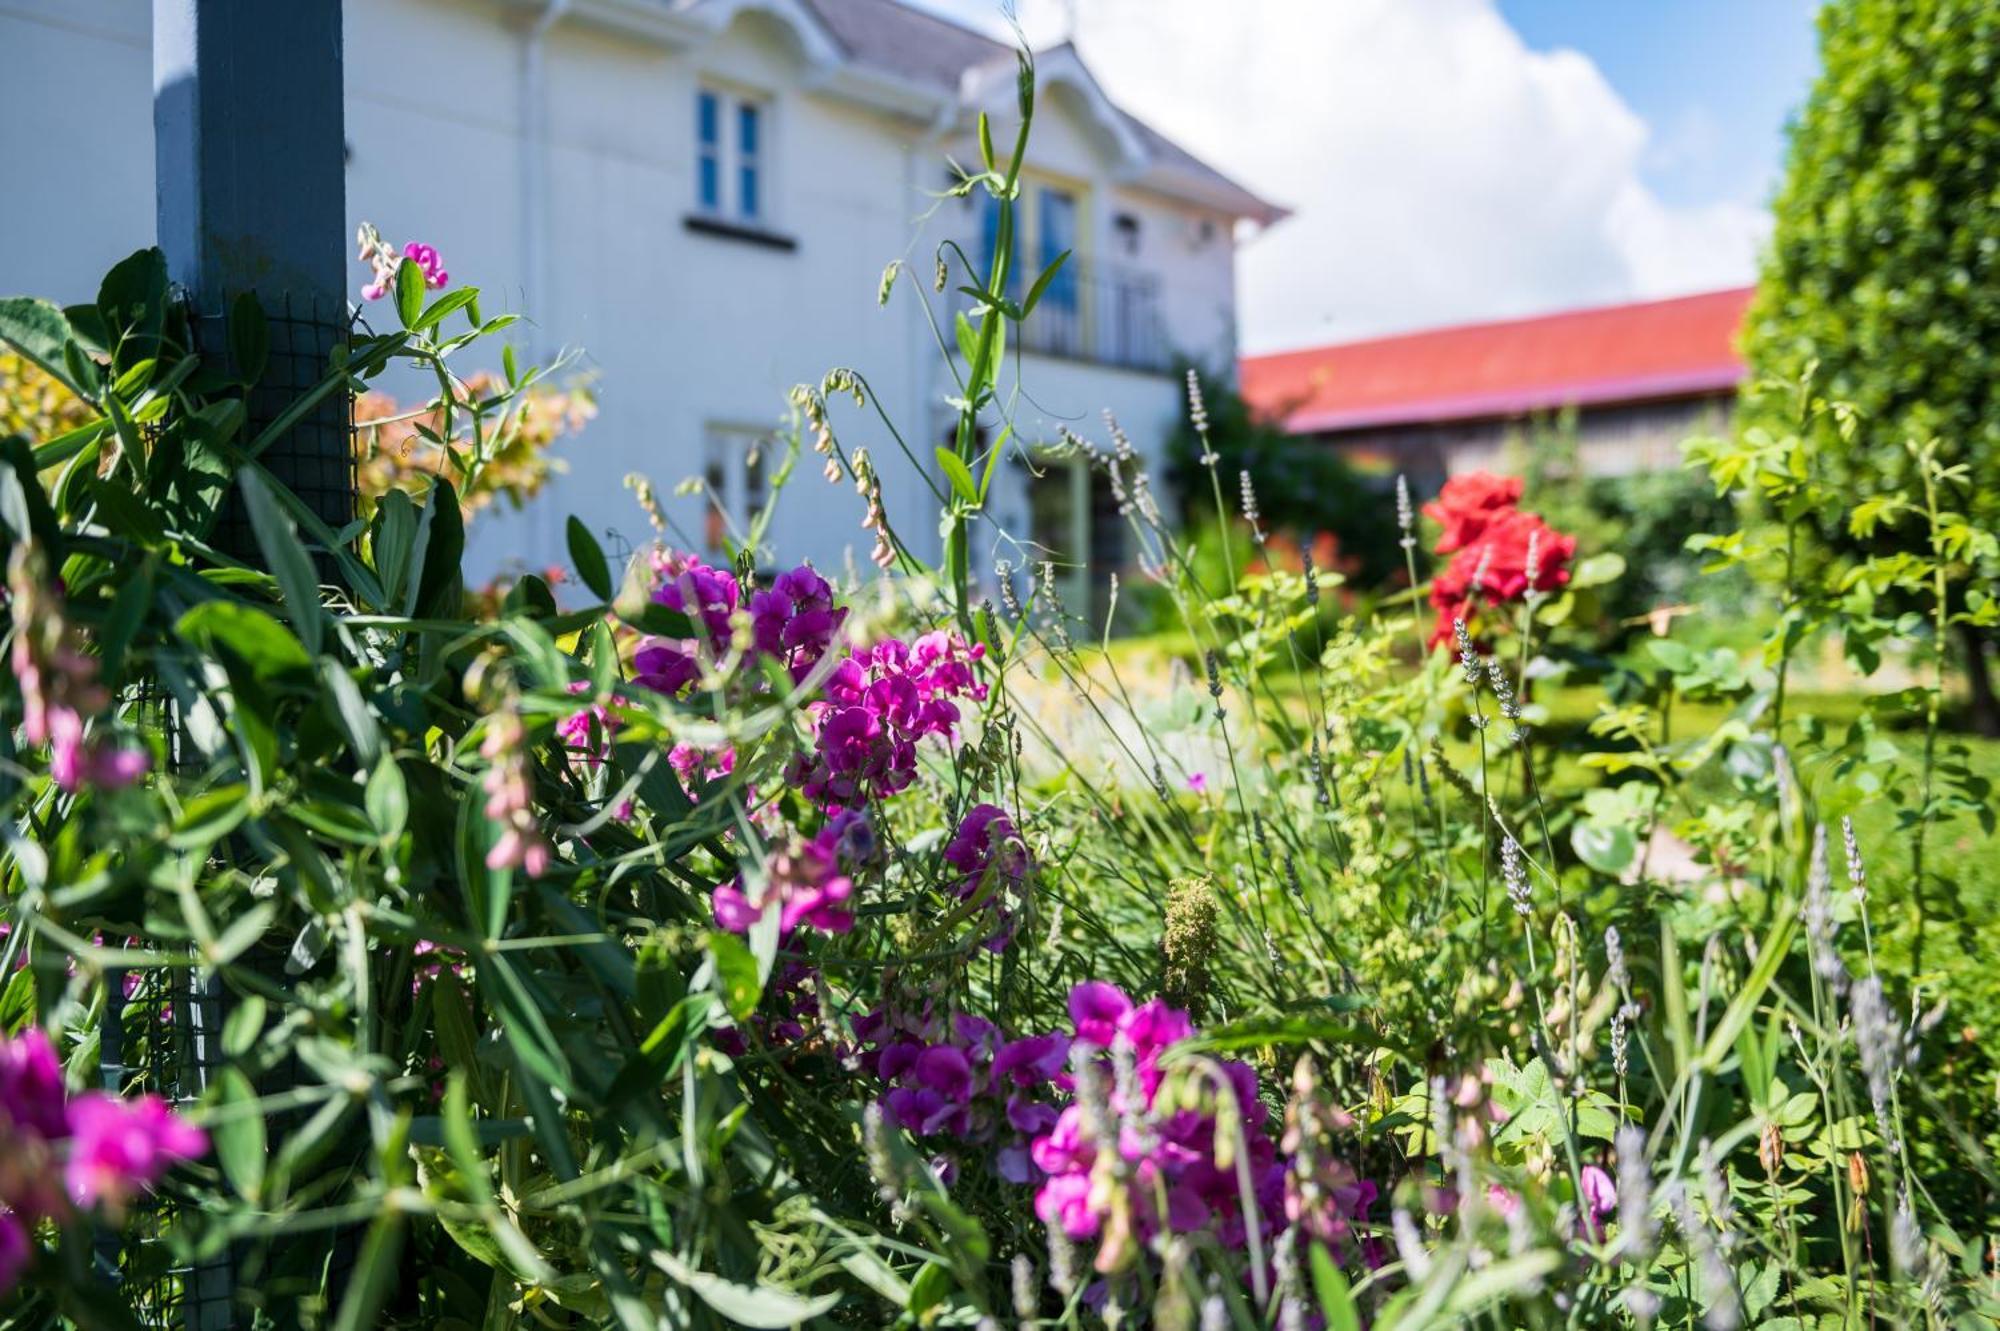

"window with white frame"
[695, 89, 768, 224]
[701, 425, 768, 554]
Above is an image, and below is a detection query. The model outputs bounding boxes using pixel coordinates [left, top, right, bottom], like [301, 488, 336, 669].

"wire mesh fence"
[97, 290, 357, 1328]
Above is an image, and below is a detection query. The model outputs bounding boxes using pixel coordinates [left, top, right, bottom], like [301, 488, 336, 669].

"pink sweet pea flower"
[63, 1092, 208, 1216]
[1068, 981, 1133, 1048]
[0, 1028, 71, 1141]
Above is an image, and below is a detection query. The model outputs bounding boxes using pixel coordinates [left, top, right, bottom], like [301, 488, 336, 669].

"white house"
[0, 0, 1282, 594]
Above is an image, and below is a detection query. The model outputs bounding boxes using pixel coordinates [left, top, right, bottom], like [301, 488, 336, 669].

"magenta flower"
[62, 1092, 208, 1216]
[857, 1003, 1068, 1185]
[1030, 983, 1288, 1261]
[1068, 981, 1133, 1048]
[912, 1045, 975, 1103]
[0, 1210, 27, 1299]
[750, 564, 847, 682]
[992, 1033, 1069, 1088]
[631, 552, 743, 698]
[1034, 1169, 1099, 1240]
[402, 241, 448, 289]
[0, 1028, 70, 1141]
[789, 632, 987, 806]
[355, 223, 446, 300]
[712, 809, 871, 939]
[1185, 772, 1208, 793]
[943, 804, 1031, 952]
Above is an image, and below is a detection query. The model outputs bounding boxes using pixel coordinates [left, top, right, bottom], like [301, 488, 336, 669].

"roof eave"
[1278, 367, 1744, 436]
[1132, 162, 1288, 226]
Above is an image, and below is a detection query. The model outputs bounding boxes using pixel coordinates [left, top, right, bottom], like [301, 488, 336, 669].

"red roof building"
[1239, 287, 1752, 482]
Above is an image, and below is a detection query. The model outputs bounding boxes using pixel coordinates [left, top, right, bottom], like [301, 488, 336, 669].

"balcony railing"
[1006, 259, 1173, 374]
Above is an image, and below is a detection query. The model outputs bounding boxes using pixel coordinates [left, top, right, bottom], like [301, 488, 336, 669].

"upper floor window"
[695, 89, 767, 224]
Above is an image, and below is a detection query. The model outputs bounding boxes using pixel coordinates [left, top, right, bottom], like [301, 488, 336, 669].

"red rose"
[1425, 508, 1576, 647]
[1422, 472, 1524, 553]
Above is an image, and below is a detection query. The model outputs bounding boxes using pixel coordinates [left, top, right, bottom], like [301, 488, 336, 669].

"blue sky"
[911, 0, 1827, 349]
[1497, 0, 1822, 211]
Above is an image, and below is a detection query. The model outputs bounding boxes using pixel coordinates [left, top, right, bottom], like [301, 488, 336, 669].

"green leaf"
[0, 436, 61, 557]
[977, 112, 996, 172]
[365, 756, 408, 844]
[566, 515, 614, 600]
[175, 601, 313, 679]
[1570, 822, 1636, 876]
[168, 783, 252, 851]
[0, 296, 85, 396]
[1180, 1013, 1406, 1061]
[1019, 249, 1071, 318]
[1569, 551, 1626, 588]
[370, 487, 419, 610]
[394, 258, 425, 330]
[97, 553, 156, 682]
[95, 248, 167, 370]
[706, 931, 762, 1023]
[412, 288, 477, 334]
[207, 901, 276, 967]
[414, 478, 464, 619]
[211, 1068, 267, 1203]
[222, 994, 267, 1059]
[239, 469, 325, 656]
[320, 660, 383, 768]
[1698, 900, 1797, 1071]
[935, 446, 979, 505]
[1309, 1243, 1361, 1331]
[651, 1252, 840, 1329]
[332, 1208, 408, 1331]
[456, 784, 513, 941]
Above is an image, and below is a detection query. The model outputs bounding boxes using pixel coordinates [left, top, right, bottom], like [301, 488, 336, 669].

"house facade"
[1238, 287, 1752, 494]
[0, 0, 1279, 585]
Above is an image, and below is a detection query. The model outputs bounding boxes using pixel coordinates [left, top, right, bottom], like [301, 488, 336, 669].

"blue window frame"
[696, 90, 721, 213]
[737, 102, 762, 221]
[1038, 187, 1078, 315]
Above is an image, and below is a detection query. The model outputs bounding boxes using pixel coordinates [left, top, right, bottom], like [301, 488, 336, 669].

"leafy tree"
[1741, 0, 2000, 730]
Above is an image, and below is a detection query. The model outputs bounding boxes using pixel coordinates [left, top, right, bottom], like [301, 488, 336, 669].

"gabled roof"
[1239, 287, 1754, 436]
[799, 0, 1283, 222]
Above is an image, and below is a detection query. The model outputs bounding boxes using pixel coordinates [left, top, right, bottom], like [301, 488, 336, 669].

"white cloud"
[920, 0, 1770, 351]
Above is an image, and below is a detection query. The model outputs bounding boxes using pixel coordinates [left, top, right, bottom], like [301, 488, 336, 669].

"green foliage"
[1744, 0, 1999, 527]
[2, 43, 1998, 1331]
[1167, 364, 1402, 587]
[1742, 0, 2000, 728]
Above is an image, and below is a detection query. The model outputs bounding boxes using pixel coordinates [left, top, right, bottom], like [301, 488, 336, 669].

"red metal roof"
[1239, 287, 1753, 435]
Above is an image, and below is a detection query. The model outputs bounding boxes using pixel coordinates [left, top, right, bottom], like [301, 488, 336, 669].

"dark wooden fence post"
[154, 0, 353, 540]
[142, 5, 353, 1326]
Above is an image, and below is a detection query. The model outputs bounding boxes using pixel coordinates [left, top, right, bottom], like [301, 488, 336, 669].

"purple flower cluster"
[0, 1028, 207, 1294]
[790, 631, 988, 806]
[8, 547, 149, 795]
[751, 564, 847, 683]
[943, 803, 1031, 952]
[1032, 983, 1285, 1261]
[713, 809, 877, 938]
[632, 551, 743, 696]
[857, 1007, 1069, 1185]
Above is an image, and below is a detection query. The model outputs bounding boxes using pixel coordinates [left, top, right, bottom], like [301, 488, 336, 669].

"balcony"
[1009, 259, 1173, 374]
